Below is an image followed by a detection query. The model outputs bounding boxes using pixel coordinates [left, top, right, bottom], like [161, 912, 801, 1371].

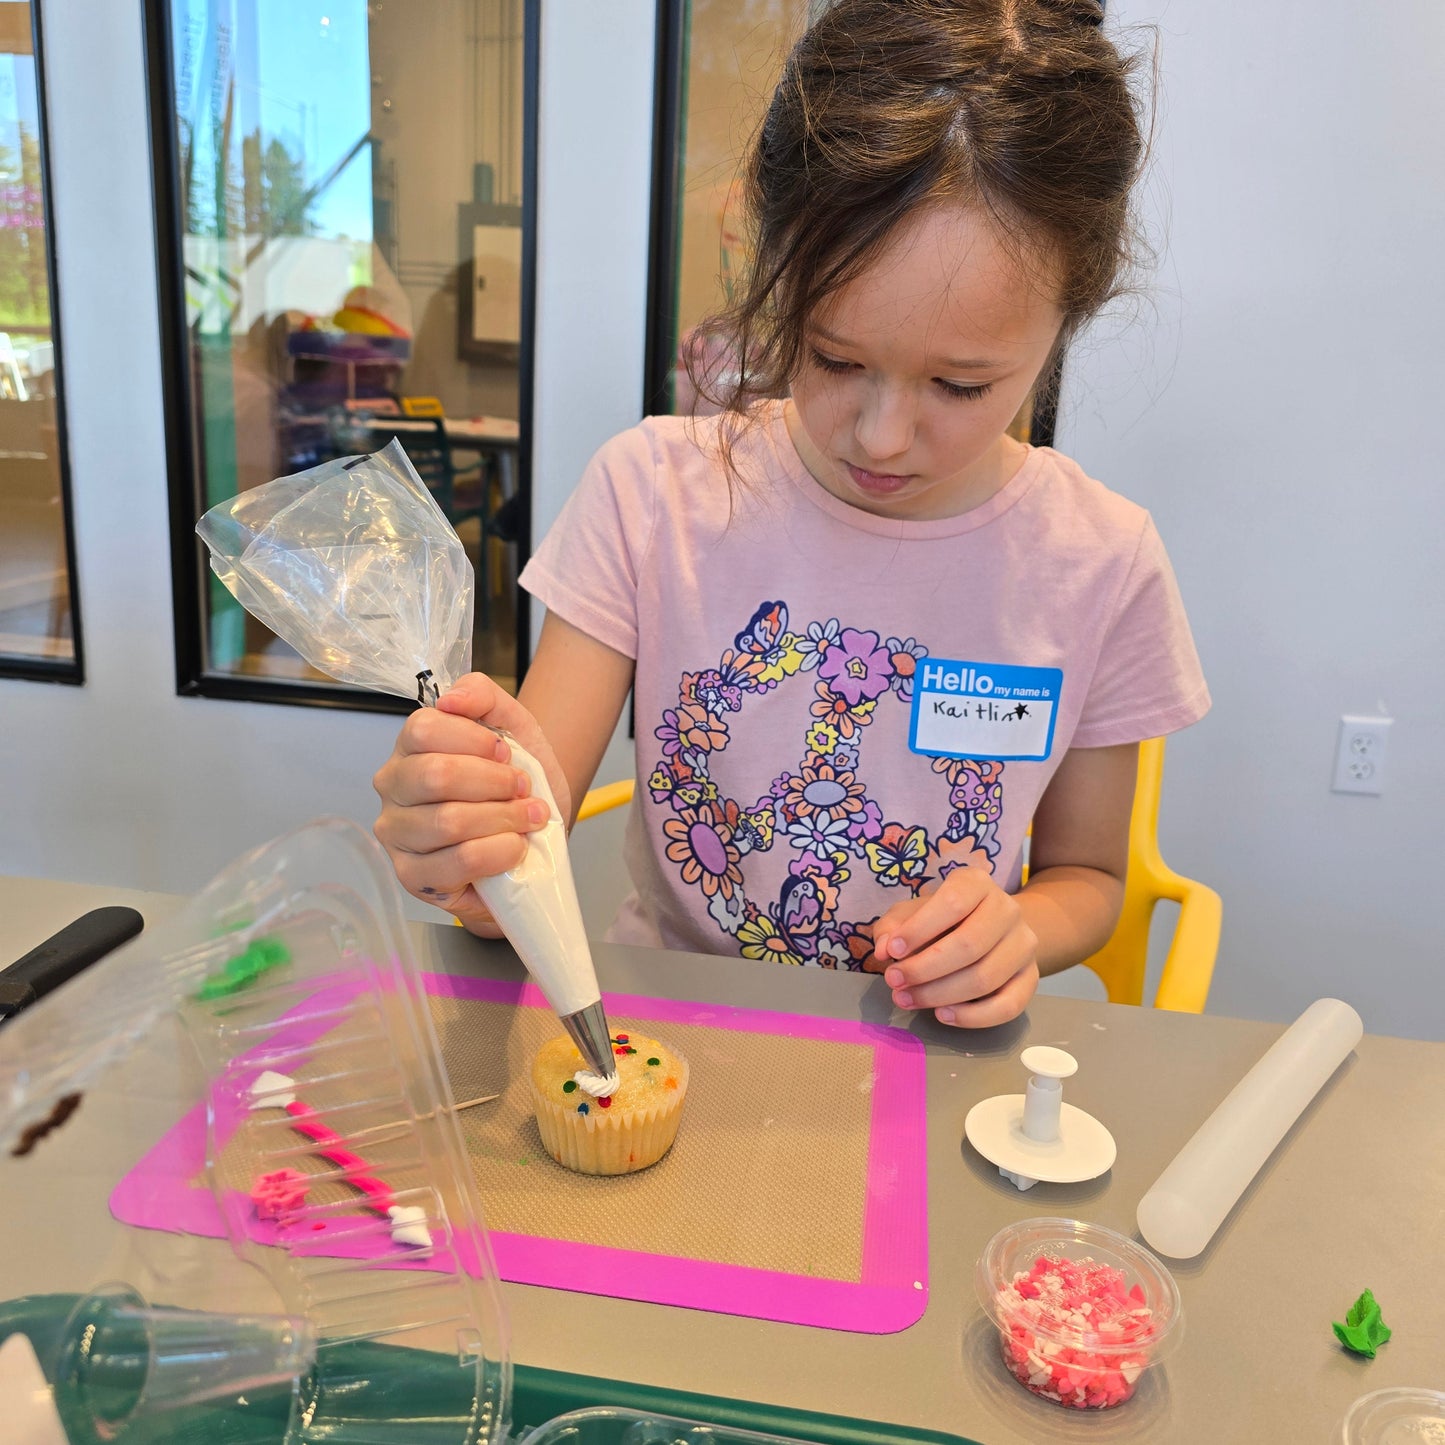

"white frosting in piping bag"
[472, 737, 603, 1019]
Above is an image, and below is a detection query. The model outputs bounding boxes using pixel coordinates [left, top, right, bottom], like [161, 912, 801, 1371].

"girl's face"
[786, 205, 1064, 521]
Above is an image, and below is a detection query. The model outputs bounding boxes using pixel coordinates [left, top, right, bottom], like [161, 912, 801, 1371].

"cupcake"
[530, 1031, 688, 1175]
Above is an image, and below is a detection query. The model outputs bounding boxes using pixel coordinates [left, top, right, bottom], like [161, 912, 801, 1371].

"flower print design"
[686, 668, 742, 714]
[655, 702, 728, 758]
[775, 875, 825, 958]
[788, 848, 850, 917]
[931, 755, 968, 786]
[734, 799, 776, 855]
[708, 887, 747, 936]
[846, 796, 885, 846]
[779, 757, 870, 826]
[785, 810, 853, 855]
[824, 917, 881, 973]
[929, 832, 996, 881]
[650, 757, 709, 813]
[949, 759, 1005, 821]
[808, 682, 878, 739]
[885, 636, 928, 701]
[805, 719, 840, 756]
[663, 806, 744, 900]
[736, 910, 804, 966]
[946, 813, 1000, 860]
[818, 628, 895, 707]
[796, 617, 842, 672]
[651, 600, 1008, 965]
[864, 823, 931, 892]
[755, 634, 806, 687]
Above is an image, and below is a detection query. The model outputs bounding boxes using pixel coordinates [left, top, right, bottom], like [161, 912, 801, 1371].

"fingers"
[934, 960, 1040, 1029]
[372, 673, 559, 909]
[872, 869, 1040, 1028]
[406, 884, 505, 940]
[389, 831, 530, 900]
[377, 796, 549, 856]
[887, 922, 1036, 1011]
[436, 672, 551, 758]
[874, 870, 998, 986]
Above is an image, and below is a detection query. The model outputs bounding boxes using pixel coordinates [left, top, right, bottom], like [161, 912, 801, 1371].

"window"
[148, 0, 534, 708]
[0, 0, 80, 680]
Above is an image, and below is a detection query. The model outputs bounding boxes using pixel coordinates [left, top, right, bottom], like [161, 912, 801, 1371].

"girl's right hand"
[372, 672, 566, 937]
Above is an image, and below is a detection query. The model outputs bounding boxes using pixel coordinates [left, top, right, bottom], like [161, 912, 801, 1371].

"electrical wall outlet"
[1332, 715, 1392, 795]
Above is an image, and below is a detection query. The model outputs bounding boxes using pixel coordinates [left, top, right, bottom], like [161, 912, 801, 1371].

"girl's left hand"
[873, 869, 1039, 1028]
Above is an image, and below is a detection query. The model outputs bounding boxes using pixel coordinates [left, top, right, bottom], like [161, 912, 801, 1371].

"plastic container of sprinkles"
[976, 1218, 1183, 1409]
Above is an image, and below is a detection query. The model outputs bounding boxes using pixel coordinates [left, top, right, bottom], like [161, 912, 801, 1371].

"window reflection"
[163, 0, 526, 697]
[0, 2, 77, 674]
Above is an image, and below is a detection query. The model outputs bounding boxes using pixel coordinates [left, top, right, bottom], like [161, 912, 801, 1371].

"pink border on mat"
[110, 974, 928, 1334]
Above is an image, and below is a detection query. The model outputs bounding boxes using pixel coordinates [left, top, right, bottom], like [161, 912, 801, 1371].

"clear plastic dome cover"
[0, 818, 511, 1444]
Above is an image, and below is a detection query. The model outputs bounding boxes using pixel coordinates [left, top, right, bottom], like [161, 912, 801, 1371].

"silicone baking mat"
[111, 974, 928, 1333]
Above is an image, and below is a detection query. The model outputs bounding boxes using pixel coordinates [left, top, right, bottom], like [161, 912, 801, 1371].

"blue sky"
[175, 0, 374, 239]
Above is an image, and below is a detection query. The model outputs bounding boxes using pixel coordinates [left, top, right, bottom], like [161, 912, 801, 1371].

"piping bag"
[195, 439, 617, 1084]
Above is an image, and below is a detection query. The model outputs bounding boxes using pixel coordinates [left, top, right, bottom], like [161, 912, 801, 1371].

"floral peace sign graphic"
[648, 600, 1006, 970]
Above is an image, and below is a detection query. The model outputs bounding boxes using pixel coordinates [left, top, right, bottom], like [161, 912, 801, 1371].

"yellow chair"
[575, 736, 1220, 1012]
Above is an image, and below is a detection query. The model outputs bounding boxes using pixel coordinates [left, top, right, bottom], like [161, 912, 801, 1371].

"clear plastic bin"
[1, 819, 509, 1444]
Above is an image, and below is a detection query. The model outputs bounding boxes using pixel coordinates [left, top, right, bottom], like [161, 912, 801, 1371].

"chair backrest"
[1078, 737, 1220, 1011]
[575, 737, 1220, 1011]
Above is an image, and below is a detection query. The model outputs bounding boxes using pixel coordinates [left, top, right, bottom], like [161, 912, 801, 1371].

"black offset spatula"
[0, 906, 144, 1024]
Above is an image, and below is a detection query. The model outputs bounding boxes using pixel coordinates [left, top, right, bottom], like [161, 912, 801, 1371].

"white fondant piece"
[0, 1334, 69, 1445]
[388, 1204, 432, 1248]
[249, 1069, 297, 1109]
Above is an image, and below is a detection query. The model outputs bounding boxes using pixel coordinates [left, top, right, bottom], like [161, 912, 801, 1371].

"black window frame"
[0, 0, 85, 686]
[143, 0, 539, 713]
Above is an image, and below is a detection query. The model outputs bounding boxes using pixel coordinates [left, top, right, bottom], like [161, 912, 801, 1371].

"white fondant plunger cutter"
[964, 1046, 1117, 1191]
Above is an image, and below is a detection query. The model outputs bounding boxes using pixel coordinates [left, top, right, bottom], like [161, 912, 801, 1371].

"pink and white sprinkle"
[996, 1253, 1156, 1409]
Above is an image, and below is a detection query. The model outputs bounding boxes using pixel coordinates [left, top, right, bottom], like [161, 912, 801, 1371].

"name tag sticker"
[908, 659, 1063, 762]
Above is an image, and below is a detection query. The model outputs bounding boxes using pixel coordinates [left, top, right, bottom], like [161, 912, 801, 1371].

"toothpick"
[345, 1092, 501, 1142]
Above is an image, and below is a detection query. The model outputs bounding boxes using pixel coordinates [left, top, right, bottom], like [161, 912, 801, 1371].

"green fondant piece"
[1333, 1289, 1392, 1358]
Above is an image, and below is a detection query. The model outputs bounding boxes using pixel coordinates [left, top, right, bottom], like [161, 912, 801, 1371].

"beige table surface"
[3, 873, 1443, 1444]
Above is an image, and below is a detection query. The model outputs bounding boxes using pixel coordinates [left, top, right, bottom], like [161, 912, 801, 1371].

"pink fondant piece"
[250, 1168, 310, 1221]
[283, 1100, 396, 1211]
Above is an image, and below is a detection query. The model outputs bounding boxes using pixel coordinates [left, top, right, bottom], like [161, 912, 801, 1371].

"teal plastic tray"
[3, 1295, 981, 1445]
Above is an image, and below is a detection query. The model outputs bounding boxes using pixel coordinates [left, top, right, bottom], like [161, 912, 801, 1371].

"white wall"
[1052, 2, 1445, 1038]
[0, 0, 656, 897]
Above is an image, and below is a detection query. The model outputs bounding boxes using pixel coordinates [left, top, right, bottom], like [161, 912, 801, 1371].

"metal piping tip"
[560, 999, 616, 1081]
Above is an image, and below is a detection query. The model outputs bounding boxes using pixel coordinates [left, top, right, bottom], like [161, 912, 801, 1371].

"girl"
[372, 0, 1209, 1028]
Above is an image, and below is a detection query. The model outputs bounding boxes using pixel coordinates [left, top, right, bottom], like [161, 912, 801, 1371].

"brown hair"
[688, 0, 1147, 441]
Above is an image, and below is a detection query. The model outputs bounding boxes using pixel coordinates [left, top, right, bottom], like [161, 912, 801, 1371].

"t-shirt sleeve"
[517, 423, 658, 660]
[1071, 515, 1211, 748]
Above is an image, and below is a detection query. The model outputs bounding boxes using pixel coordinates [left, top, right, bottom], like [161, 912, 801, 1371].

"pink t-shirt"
[520, 402, 1209, 967]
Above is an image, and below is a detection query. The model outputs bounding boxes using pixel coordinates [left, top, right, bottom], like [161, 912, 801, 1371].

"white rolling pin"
[1137, 998, 1363, 1259]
